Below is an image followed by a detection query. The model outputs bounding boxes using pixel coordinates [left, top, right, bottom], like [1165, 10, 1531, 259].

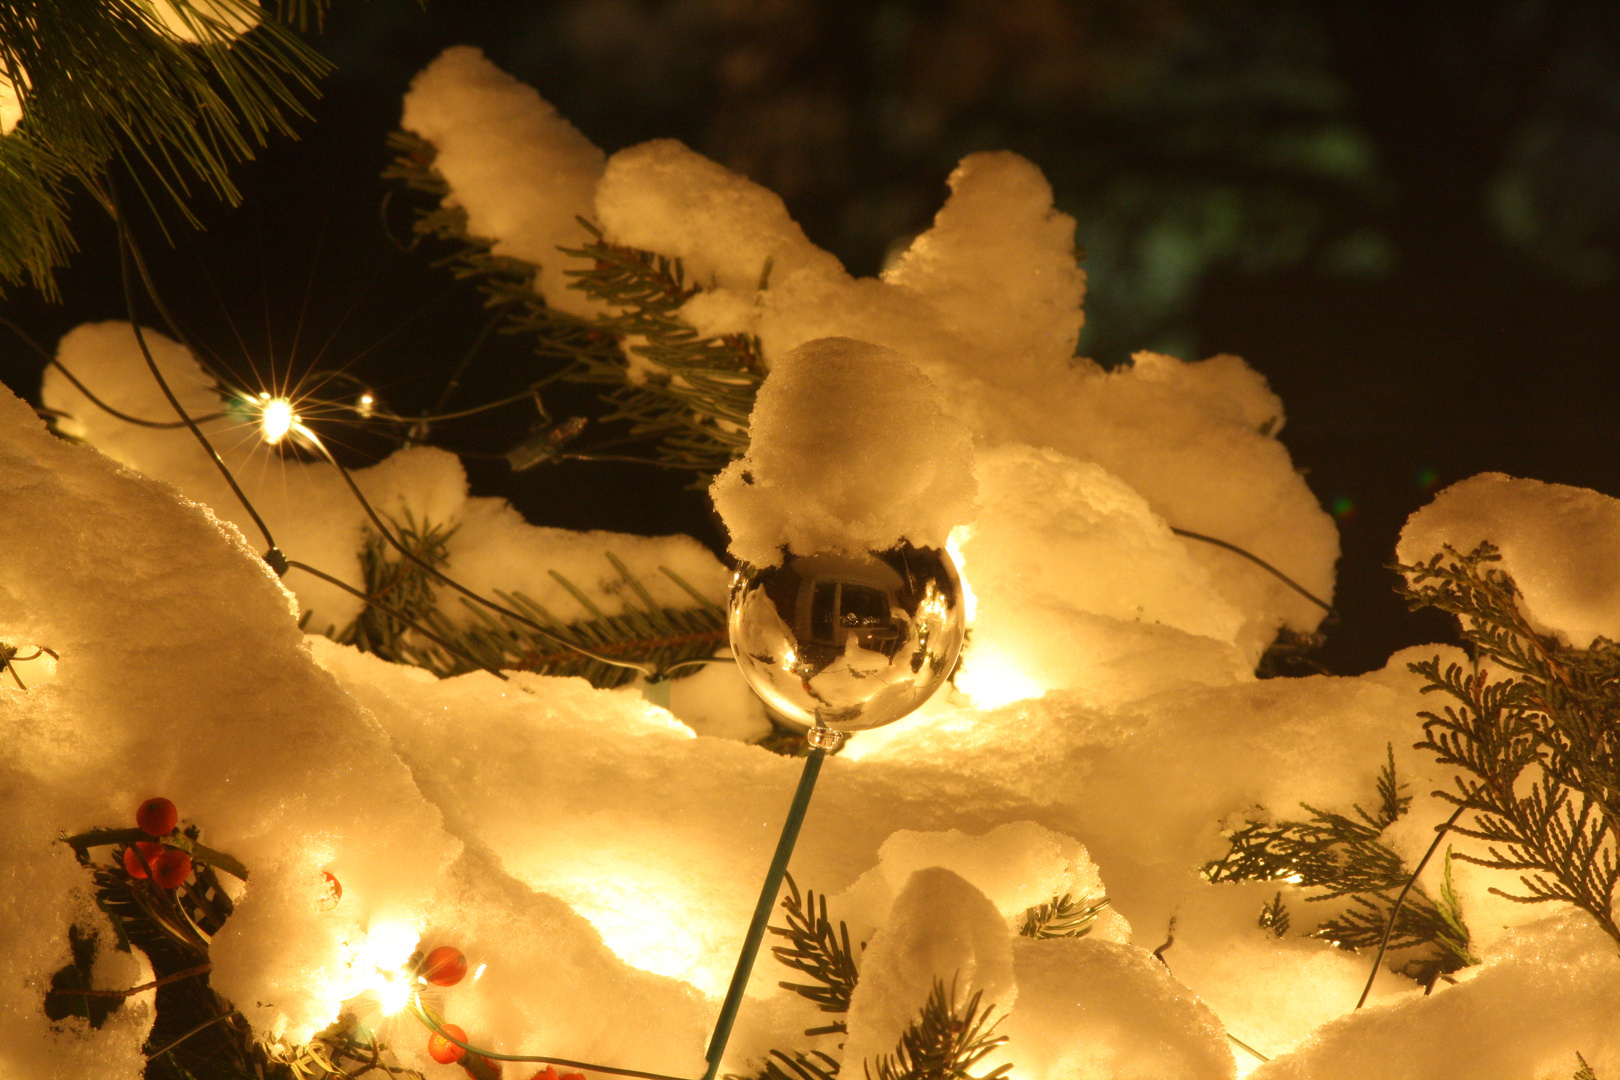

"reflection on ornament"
[728, 544, 966, 732]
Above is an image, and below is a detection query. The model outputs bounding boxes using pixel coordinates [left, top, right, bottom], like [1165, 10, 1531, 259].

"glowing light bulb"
[375, 972, 413, 1016]
[260, 396, 296, 444]
[356, 392, 375, 419]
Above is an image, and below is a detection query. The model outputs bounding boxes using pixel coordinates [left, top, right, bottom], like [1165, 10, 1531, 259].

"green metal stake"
[702, 729, 839, 1080]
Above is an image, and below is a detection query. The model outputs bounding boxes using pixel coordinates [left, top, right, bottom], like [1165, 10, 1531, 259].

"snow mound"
[711, 337, 976, 565]
[1399, 472, 1620, 646]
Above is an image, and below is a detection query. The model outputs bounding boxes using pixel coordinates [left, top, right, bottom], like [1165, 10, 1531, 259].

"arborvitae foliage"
[0, 0, 329, 296]
[1016, 892, 1111, 939]
[1257, 891, 1290, 936]
[863, 979, 1012, 1080]
[1399, 543, 1620, 949]
[1204, 746, 1478, 988]
[1574, 1052, 1600, 1080]
[330, 511, 727, 689]
[383, 132, 762, 477]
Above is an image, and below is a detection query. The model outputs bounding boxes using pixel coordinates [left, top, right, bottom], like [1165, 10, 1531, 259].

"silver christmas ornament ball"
[728, 543, 967, 733]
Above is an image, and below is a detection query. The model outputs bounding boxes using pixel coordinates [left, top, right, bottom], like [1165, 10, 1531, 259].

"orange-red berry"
[422, 945, 469, 987]
[151, 848, 192, 890]
[122, 842, 164, 879]
[427, 1023, 468, 1064]
[136, 797, 178, 836]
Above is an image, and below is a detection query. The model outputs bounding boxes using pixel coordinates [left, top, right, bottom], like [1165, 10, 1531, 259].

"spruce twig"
[770, 873, 862, 1024]
[382, 132, 764, 478]
[1016, 892, 1111, 939]
[863, 978, 1012, 1080]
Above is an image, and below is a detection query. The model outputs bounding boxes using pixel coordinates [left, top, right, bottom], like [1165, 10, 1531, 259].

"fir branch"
[1398, 543, 1620, 950]
[1575, 1052, 1601, 1080]
[331, 507, 457, 665]
[1016, 892, 1111, 939]
[770, 873, 862, 1022]
[863, 979, 1012, 1080]
[1204, 745, 1477, 986]
[0, 0, 330, 296]
[382, 132, 764, 477]
[328, 512, 726, 688]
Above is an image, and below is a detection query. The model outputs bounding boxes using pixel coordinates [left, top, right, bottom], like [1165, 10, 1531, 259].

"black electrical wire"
[0, 315, 227, 429]
[305, 436, 657, 679]
[284, 560, 510, 682]
[1170, 526, 1334, 614]
[111, 188, 284, 563]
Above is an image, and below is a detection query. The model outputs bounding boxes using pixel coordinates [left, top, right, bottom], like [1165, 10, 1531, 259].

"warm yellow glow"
[356, 392, 376, 418]
[260, 395, 297, 444]
[946, 526, 977, 623]
[471, 961, 487, 982]
[375, 972, 413, 1016]
[324, 919, 422, 1019]
[954, 649, 1046, 710]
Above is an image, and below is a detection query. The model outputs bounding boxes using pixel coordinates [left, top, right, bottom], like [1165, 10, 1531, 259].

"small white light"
[261, 397, 296, 444]
[471, 962, 487, 982]
[356, 392, 375, 419]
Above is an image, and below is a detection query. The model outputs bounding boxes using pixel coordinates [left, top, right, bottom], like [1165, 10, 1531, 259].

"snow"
[3, 42, 1619, 1080]
[0, 58, 23, 135]
[41, 321, 732, 641]
[954, 443, 1250, 708]
[1398, 472, 1620, 646]
[710, 336, 977, 565]
[840, 868, 1016, 1070]
[401, 47, 607, 320]
[1000, 936, 1236, 1080]
[1249, 913, 1620, 1080]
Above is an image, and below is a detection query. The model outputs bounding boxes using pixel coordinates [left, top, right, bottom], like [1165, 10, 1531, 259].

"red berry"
[122, 842, 164, 879]
[427, 1023, 468, 1064]
[318, 871, 342, 911]
[136, 797, 178, 836]
[151, 849, 192, 889]
[421, 945, 468, 987]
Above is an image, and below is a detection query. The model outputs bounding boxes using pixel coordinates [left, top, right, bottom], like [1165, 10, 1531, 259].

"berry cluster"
[417, 947, 584, 1080]
[120, 797, 192, 890]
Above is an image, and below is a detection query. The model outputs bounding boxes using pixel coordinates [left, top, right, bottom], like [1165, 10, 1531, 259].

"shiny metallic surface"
[728, 544, 967, 732]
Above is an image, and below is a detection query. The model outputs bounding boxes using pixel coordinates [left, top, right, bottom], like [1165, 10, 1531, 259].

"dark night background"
[2, 0, 1618, 676]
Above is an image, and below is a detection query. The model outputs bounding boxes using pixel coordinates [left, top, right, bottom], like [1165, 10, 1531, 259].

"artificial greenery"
[329, 510, 728, 689]
[1399, 543, 1620, 949]
[0, 0, 329, 297]
[383, 130, 764, 477]
[1204, 745, 1478, 989]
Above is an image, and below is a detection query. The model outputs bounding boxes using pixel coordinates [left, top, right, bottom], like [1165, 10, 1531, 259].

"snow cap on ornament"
[711, 336, 976, 567]
[713, 337, 977, 733]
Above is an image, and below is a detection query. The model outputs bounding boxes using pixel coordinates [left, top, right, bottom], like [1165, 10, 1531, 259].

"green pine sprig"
[863, 979, 1012, 1080]
[0, 0, 331, 296]
[381, 131, 764, 478]
[329, 510, 728, 689]
[1016, 892, 1111, 939]
[770, 873, 863, 1029]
